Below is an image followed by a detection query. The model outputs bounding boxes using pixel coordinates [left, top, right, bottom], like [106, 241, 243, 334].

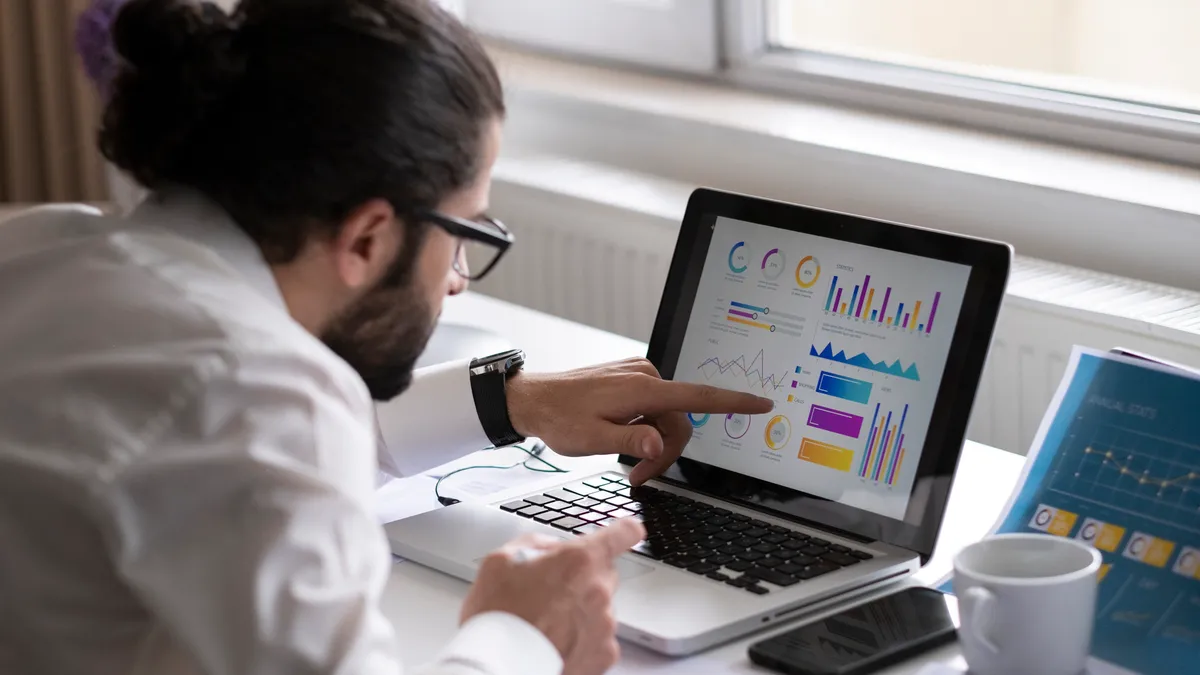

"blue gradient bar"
[730, 301, 766, 313]
[894, 302, 904, 326]
[824, 275, 839, 311]
[860, 403, 880, 476]
[848, 286, 859, 318]
[816, 371, 873, 405]
[870, 309, 878, 321]
[872, 410, 892, 479]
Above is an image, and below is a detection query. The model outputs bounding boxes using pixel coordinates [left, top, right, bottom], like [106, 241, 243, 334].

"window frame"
[722, 0, 1200, 165]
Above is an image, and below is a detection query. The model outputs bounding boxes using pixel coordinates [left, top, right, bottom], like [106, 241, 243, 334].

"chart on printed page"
[676, 217, 972, 519]
[982, 351, 1200, 675]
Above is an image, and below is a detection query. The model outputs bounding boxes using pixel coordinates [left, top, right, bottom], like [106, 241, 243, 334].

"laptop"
[385, 188, 1011, 655]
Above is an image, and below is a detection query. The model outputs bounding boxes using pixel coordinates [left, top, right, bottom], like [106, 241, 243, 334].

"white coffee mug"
[953, 533, 1101, 675]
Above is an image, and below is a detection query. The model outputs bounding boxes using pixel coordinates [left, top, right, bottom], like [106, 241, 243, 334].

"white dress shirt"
[0, 192, 560, 675]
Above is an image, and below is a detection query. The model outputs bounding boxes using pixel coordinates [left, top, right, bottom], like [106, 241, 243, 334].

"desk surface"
[384, 293, 1024, 673]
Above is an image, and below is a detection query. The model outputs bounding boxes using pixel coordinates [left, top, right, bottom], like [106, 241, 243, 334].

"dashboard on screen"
[673, 217, 972, 520]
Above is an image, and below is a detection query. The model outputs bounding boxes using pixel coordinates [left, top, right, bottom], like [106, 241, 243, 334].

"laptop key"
[743, 528, 769, 538]
[537, 511, 566, 523]
[774, 550, 798, 560]
[808, 537, 831, 546]
[580, 512, 609, 523]
[749, 520, 771, 528]
[725, 560, 752, 572]
[821, 552, 862, 567]
[705, 554, 735, 566]
[516, 505, 546, 519]
[713, 531, 739, 542]
[734, 537, 758, 548]
[707, 572, 731, 582]
[709, 516, 732, 527]
[609, 508, 635, 520]
[574, 523, 603, 535]
[687, 562, 719, 575]
[699, 524, 723, 536]
[795, 564, 840, 580]
[829, 543, 850, 553]
[746, 567, 799, 587]
[850, 550, 874, 560]
[775, 563, 804, 575]
[583, 477, 610, 489]
[758, 557, 783, 568]
[729, 513, 751, 522]
[763, 534, 789, 544]
[800, 545, 829, 556]
[768, 525, 790, 535]
[666, 555, 699, 568]
[626, 502, 643, 513]
[544, 489, 581, 504]
[500, 500, 529, 512]
[737, 550, 765, 562]
[606, 495, 633, 507]
[543, 500, 572, 512]
[593, 503, 619, 514]
[745, 584, 770, 595]
[718, 544, 744, 556]
[726, 522, 751, 532]
[524, 495, 554, 506]
[726, 576, 753, 588]
[792, 555, 819, 566]
[752, 543, 779, 554]
[575, 498, 601, 509]
[552, 517, 587, 531]
[562, 506, 589, 517]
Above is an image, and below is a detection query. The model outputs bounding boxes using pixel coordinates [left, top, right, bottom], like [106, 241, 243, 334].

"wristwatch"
[469, 349, 526, 448]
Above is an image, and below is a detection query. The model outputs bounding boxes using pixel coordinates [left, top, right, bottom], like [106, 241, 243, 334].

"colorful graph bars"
[806, 404, 864, 438]
[860, 403, 908, 485]
[823, 274, 942, 334]
[798, 438, 855, 472]
[726, 300, 774, 332]
[810, 342, 921, 382]
[815, 371, 873, 405]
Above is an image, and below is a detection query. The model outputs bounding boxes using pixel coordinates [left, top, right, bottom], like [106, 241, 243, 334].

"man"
[0, 1, 771, 674]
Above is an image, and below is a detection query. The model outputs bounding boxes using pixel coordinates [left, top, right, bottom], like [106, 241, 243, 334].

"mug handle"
[963, 586, 999, 654]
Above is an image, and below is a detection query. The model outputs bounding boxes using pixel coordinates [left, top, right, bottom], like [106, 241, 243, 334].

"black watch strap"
[470, 352, 525, 447]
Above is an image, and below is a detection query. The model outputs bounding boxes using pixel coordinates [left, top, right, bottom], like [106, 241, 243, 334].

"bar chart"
[823, 273, 943, 335]
[724, 300, 806, 338]
[859, 403, 909, 486]
[798, 437, 855, 473]
[815, 371, 873, 405]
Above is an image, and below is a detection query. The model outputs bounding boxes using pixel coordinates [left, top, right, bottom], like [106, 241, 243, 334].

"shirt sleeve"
[104, 348, 559, 675]
[374, 358, 491, 477]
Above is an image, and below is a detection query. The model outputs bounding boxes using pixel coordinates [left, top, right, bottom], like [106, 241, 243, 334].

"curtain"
[0, 0, 108, 204]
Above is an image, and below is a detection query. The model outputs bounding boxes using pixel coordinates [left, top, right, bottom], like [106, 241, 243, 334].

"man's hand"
[506, 358, 774, 485]
[460, 519, 645, 675]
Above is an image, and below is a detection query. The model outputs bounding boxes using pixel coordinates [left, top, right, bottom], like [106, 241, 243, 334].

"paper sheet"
[936, 347, 1200, 675]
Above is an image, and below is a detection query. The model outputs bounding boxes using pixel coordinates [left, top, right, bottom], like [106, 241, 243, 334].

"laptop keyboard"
[500, 473, 874, 595]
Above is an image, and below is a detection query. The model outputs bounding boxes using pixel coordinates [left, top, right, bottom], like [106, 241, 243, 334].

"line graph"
[1049, 424, 1200, 535]
[1081, 446, 1200, 492]
[696, 349, 789, 392]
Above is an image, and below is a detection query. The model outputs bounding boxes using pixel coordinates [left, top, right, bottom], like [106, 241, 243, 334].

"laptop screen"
[633, 190, 1010, 560]
[673, 216, 971, 520]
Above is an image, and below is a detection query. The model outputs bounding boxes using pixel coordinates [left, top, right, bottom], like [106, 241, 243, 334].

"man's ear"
[332, 198, 401, 290]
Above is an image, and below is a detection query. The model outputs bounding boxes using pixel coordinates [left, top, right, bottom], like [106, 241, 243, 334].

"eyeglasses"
[418, 210, 514, 281]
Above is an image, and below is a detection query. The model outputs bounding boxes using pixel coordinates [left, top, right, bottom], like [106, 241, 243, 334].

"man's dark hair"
[100, 0, 504, 263]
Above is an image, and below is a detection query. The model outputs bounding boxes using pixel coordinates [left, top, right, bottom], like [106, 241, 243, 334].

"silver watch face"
[471, 349, 525, 375]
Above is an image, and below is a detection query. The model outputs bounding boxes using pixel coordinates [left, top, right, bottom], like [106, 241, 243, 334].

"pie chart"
[725, 413, 751, 439]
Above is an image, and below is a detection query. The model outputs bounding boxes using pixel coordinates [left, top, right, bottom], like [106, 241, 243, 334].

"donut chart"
[728, 242, 750, 274]
[725, 413, 751, 439]
[795, 255, 820, 288]
[763, 415, 791, 451]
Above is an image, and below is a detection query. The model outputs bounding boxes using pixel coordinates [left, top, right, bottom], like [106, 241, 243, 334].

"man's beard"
[321, 253, 437, 402]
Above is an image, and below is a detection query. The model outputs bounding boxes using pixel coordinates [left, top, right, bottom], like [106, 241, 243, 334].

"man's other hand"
[506, 358, 774, 485]
[460, 518, 645, 675]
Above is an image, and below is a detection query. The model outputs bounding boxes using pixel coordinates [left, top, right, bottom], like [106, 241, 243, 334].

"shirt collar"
[128, 188, 289, 311]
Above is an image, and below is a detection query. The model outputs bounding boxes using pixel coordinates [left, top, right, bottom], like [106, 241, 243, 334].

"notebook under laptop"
[385, 188, 1011, 655]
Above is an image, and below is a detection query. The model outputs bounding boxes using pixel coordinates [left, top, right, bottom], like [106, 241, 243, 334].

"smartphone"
[747, 587, 958, 675]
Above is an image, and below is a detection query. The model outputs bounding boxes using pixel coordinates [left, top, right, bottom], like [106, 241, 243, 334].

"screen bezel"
[620, 188, 1011, 563]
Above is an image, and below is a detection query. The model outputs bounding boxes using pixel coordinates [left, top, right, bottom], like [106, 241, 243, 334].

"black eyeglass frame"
[418, 210, 514, 281]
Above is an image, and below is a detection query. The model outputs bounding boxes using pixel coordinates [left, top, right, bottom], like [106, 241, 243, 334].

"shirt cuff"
[374, 358, 491, 477]
[433, 612, 562, 675]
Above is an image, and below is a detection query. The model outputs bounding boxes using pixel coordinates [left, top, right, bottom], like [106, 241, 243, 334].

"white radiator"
[476, 154, 1200, 456]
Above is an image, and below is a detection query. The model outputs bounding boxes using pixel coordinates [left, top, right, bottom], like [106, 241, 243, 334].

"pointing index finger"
[640, 380, 774, 415]
[580, 518, 645, 561]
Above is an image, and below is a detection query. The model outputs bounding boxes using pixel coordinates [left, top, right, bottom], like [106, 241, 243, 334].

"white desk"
[381, 292, 1025, 673]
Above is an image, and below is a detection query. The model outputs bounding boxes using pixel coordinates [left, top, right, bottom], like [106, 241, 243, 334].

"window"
[769, 0, 1200, 112]
[467, 0, 1200, 164]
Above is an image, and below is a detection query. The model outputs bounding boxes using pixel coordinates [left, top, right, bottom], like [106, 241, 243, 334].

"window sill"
[489, 45, 1200, 291]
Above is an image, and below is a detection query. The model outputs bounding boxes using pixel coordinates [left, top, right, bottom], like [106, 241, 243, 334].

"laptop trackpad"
[385, 501, 655, 582]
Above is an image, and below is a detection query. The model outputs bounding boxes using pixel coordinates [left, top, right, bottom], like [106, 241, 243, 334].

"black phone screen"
[748, 587, 958, 675]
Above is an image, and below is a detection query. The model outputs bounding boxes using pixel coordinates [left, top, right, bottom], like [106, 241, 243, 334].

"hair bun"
[100, 0, 245, 188]
[112, 0, 236, 70]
